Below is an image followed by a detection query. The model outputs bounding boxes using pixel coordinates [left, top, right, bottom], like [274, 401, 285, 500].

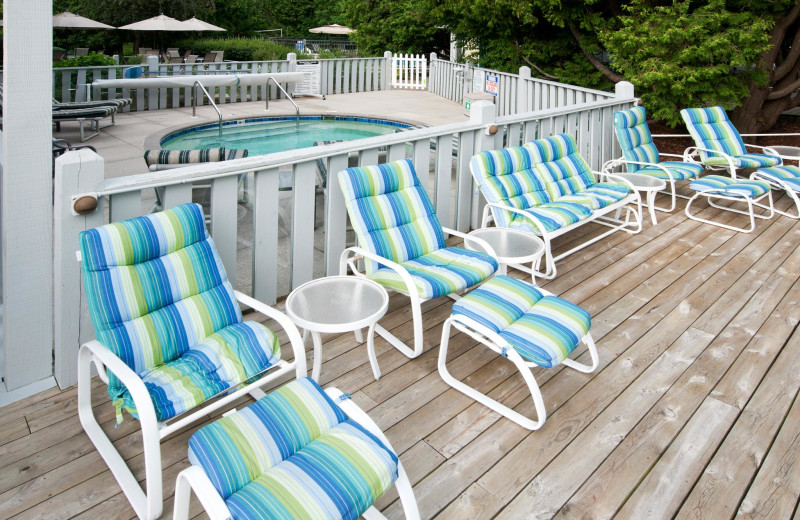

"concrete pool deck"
[53, 89, 470, 178]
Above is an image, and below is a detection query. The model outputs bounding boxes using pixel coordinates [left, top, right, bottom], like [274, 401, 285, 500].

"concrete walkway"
[53, 89, 469, 179]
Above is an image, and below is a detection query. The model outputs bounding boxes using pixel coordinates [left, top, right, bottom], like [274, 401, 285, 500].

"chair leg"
[438, 317, 548, 430]
[78, 345, 163, 520]
[375, 292, 425, 359]
[750, 172, 800, 219]
[685, 191, 770, 233]
[560, 332, 600, 373]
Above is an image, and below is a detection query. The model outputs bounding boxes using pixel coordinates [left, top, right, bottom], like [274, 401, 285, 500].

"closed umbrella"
[183, 17, 227, 32]
[308, 24, 354, 35]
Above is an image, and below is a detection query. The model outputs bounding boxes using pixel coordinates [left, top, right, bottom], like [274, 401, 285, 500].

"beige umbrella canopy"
[183, 17, 227, 32]
[118, 14, 194, 31]
[0, 11, 115, 29]
[308, 24, 354, 35]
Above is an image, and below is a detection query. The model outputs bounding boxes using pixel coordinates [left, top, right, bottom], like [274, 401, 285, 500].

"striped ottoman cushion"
[189, 377, 398, 520]
[704, 153, 781, 169]
[369, 246, 498, 300]
[636, 162, 703, 181]
[509, 201, 593, 233]
[689, 175, 771, 198]
[452, 276, 591, 368]
[755, 165, 800, 191]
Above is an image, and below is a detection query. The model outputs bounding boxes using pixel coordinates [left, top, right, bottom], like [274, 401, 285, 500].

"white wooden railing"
[52, 84, 636, 387]
[428, 54, 615, 117]
[391, 53, 427, 89]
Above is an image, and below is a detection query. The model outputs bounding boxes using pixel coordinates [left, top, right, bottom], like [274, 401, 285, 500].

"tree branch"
[764, 4, 800, 81]
[772, 7, 800, 82]
[513, 41, 560, 80]
[767, 76, 800, 100]
[567, 22, 624, 83]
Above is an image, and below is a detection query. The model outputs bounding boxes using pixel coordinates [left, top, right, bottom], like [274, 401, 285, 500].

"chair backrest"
[470, 133, 595, 227]
[203, 52, 217, 62]
[80, 203, 241, 396]
[123, 66, 143, 79]
[186, 54, 198, 64]
[613, 105, 660, 172]
[211, 50, 224, 62]
[680, 106, 748, 161]
[338, 159, 446, 271]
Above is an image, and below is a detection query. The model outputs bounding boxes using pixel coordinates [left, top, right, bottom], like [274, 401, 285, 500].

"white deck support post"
[147, 55, 159, 110]
[1, 0, 56, 397]
[383, 51, 392, 90]
[54, 150, 105, 388]
[286, 53, 297, 98]
[470, 100, 498, 229]
[517, 66, 532, 114]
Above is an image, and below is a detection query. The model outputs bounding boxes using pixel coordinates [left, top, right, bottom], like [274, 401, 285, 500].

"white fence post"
[518, 66, 531, 114]
[53, 150, 106, 389]
[429, 52, 437, 92]
[383, 51, 393, 90]
[147, 55, 159, 110]
[470, 100, 498, 229]
[287, 53, 297, 97]
[616, 80, 635, 100]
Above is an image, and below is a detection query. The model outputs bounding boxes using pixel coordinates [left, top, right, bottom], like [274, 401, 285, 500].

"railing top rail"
[96, 96, 633, 197]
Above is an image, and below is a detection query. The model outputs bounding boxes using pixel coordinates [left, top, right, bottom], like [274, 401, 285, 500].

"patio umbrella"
[118, 14, 197, 53]
[182, 17, 227, 32]
[52, 11, 115, 30]
[308, 24, 354, 35]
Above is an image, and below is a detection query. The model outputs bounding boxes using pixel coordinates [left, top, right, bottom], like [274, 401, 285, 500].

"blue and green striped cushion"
[613, 106, 660, 172]
[80, 204, 281, 422]
[188, 377, 398, 519]
[555, 182, 631, 210]
[452, 276, 591, 368]
[470, 147, 550, 228]
[755, 165, 800, 191]
[689, 175, 771, 198]
[339, 160, 446, 270]
[509, 201, 593, 233]
[525, 134, 598, 199]
[636, 162, 703, 181]
[368, 246, 498, 300]
[703, 153, 781, 169]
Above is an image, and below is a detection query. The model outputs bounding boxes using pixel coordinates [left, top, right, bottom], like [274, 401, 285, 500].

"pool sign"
[295, 60, 322, 97]
[485, 74, 499, 96]
[472, 69, 485, 94]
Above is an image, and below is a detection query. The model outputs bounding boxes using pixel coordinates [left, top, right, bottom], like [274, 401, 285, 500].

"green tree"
[342, 0, 446, 55]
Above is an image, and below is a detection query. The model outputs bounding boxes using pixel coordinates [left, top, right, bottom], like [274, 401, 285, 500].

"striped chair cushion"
[369, 246, 498, 300]
[52, 106, 115, 119]
[339, 160, 446, 269]
[81, 204, 281, 422]
[703, 153, 781, 169]
[144, 147, 226, 167]
[226, 148, 249, 161]
[755, 165, 800, 191]
[452, 276, 591, 368]
[525, 134, 599, 200]
[470, 147, 550, 228]
[613, 106, 660, 172]
[509, 201, 594, 233]
[636, 162, 703, 181]
[555, 182, 631, 210]
[189, 378, 398, 519]
[689, 175, 771, 198]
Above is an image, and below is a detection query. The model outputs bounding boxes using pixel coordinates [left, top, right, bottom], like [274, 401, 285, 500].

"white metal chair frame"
[339, 228, 498, 362]
[438, 289, 599, 431]
[172, 387, 421, 520]
[684, 187, 774, 233]
[749, 169, 800, 220]
[602, 154, 697, 213]
[479, 171, 643, 280]
[78, 291, 308, 520]
[683, 143, 781, 178]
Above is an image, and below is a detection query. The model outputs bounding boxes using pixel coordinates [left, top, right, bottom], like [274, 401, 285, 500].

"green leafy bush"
[176, 37, 298, 62]
[54, 53, 118, 68]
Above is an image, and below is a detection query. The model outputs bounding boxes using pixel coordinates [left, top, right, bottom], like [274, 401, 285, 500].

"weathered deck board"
[3, 191, 800, 520]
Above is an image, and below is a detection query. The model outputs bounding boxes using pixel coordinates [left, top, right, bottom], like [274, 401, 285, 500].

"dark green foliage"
[54, 53, 118, 68]
[175, 37, 298, 61]
[342, 0, 447, 56]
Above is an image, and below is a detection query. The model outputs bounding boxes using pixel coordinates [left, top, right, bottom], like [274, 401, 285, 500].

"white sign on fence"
[485, 74, 499, 96]
[295, 60, 322, 96]
[472, 69, 485, 94]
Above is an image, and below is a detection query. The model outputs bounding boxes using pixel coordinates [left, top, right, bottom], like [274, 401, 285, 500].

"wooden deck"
[3, 188, 800, 519]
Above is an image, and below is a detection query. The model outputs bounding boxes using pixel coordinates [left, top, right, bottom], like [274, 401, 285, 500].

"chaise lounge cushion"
[80, 203, 280, 422]
[755, 165, 800, 191]
[689, 175, 771, 199]
[452, 275, 590, 368]
[188, 377, 398, 520]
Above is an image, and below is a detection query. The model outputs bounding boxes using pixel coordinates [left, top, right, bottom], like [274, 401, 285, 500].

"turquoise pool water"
[161, 116, 412, 156]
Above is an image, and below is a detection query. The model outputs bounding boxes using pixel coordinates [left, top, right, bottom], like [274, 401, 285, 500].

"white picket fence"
[391, 53, 427, 89]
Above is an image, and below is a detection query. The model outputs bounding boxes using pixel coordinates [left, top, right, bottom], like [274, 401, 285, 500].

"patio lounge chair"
[750, 165, 800, 219]
[77, 203, 307, 520]
[338, 159, 499, 365]
[438, 275, 598, 430]
[52, 104, 117, 141]
[173, 377, 420, 520]
[608, 105, 703, 213]
[680, 106, 781, 177]
[470, 133, 642, 280]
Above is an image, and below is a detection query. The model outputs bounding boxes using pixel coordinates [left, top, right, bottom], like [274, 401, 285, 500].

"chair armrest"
[325, 387, 399, 452]
[80, 339, 159, 427]
[658, 152, 690, 160]
[339, 246, 421, 299]
[483, 202, 549, 238]
[593, 172, 643, 204]
[173, 466, 231, 520]
[744, 143, 780, 156]
[601, 157, 626, 173]
[234, 291, 308, 377]
[441, 226, 499, 259]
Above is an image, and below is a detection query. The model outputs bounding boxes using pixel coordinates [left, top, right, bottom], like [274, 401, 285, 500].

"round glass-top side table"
[615, 172, 668, 225]
[286, 275, 389, 381]
[464, 227, 545, 283]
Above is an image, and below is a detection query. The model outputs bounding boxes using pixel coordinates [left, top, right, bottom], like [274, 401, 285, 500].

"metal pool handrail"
[265, 77, 300, 132]
[191, 81, 223, 137]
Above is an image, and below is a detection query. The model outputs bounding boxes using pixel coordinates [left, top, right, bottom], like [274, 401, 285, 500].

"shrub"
[176, 37, 298, 62]
[54, 53, 118, 68]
